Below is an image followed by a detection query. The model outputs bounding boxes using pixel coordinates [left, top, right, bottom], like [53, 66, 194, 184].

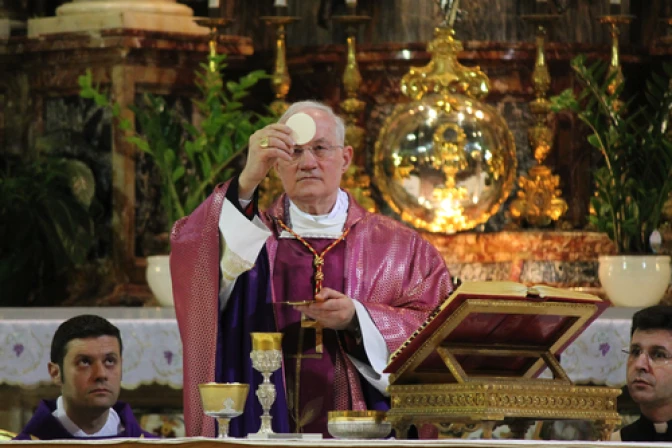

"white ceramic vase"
[598, 255, 671, 307]
[146, 255, 174, 307]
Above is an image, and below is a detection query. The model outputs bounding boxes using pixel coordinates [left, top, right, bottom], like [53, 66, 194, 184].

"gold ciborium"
[250, 332, 283, 435]
[198, 382, 249, 438]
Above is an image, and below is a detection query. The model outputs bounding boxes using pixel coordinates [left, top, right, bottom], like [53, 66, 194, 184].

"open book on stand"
[382, 281, 620, 439]
[384, 281, 608, 385]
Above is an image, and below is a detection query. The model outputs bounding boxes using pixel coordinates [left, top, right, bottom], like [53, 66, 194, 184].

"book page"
[455, 281, 601, 302]
[454, 281, 529, 297]
[528, 284, 601, 302]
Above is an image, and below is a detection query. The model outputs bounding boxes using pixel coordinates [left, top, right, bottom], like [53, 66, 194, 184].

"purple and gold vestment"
[171, 179, 453, 437]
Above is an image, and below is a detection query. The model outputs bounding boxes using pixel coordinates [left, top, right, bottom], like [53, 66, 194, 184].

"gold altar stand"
[384, 282, 622, 441]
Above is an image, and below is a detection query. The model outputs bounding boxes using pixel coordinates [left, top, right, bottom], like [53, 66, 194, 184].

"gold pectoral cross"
[299, 254, 325, 354]
[275, 219, 351, 356]
[301, 313, 323, 354]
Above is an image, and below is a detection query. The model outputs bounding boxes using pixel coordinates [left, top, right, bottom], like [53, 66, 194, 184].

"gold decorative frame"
[387, 299, 621, 441]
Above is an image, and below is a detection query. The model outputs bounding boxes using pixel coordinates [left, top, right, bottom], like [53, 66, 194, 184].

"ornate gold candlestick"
[510, 14, 567, 227]
[249, 332, 283, 436]
[598, 14, 635, 113]
[260, 15, 301, 116]
[194, 18, 234, 72]
[332, 7, 376, 212]
[258, 14, 300, 210]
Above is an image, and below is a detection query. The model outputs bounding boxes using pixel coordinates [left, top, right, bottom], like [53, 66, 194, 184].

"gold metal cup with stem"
[198, 382, 249, 438]
[250, 332, 283, 435]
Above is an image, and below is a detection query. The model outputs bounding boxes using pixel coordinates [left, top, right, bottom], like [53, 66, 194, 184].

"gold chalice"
[250, 332, 283, 435]
[198, 382, 249, 438]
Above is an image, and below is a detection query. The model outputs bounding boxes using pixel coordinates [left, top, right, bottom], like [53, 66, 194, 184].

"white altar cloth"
[0, 307, 634, 390]
[3, 436, 671, 447]
[0, 307, 181, 390]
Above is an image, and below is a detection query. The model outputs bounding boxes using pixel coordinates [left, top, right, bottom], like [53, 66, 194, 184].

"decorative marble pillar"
[28, 0, 208, 37]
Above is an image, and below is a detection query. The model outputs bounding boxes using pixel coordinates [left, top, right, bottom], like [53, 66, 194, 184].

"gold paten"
[373, 0, 516, 233]
[386, 299, 621, 441]
[510, 15, 568, 227]
[333, 9, 377, 212]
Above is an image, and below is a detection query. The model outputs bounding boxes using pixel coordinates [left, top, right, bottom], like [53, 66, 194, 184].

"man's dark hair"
[631, 305, 672, 336]
[50, 314, 123, 369]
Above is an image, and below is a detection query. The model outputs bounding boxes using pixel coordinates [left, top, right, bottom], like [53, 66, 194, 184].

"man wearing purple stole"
[171, 101, 453, 438]
[14, 315, 155, 440]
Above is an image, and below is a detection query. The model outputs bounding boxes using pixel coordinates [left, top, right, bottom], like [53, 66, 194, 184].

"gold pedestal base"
[388, 382, 621, 441]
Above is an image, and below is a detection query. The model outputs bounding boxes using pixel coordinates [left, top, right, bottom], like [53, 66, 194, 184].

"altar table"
[2, 436, 671, 447]
[0, 307, 634, 389]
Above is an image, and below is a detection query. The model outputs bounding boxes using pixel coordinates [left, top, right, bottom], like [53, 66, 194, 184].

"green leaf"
[587, 134, 602, 149]
[226, 81, 240, 93]
[119, 119, 132, 131]
[200, 153, 212, 178]
[127, 136, 151, 153]
[164, 149, 176, 168]
[172, 166, 186, 182]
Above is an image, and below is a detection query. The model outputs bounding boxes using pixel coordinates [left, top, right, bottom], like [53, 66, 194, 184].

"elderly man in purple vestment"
[170, 100, 453, 438]
[14, 315, 155, 440]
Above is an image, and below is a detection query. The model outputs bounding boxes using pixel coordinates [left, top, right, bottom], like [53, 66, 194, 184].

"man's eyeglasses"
[622, 347, 672, 366]
[288, 144, 342, 162]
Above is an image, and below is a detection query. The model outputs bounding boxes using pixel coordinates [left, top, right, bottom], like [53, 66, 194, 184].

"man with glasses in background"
[171, 101, 453, 438]
[613, 305, 672, 441]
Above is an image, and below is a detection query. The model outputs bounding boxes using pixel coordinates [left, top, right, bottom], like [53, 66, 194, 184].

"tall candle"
[609, 0, 621, 15]
[208, 0, 219, 18]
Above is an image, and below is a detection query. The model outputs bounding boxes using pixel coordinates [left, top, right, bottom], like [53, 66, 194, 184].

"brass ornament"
[260, 15, 301, 114]
[373, 3, 516, 233]
[258, 14, 300, 209]
[598, 14, 635, 114]
[388, 382, 621, 441]
[510, 16, 568, 227]
[333, 9, 377, 212]
[193, 18, 234, 73]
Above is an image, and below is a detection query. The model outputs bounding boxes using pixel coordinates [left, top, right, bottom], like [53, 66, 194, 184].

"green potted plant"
[551, 55, 672, 307]
[79, 53, 274, 305]
[0, 154, 96, 306]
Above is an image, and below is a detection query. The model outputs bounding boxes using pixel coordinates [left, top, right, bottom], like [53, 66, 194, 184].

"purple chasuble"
[273, 237, 389, 437]
[273, 237, 346, 436]
[14, 400, 156, 440]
